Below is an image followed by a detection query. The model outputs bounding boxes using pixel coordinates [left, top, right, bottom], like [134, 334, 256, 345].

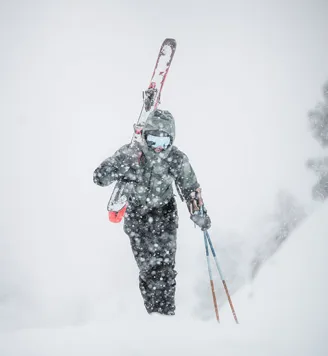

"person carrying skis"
[93, 109, 211, 315]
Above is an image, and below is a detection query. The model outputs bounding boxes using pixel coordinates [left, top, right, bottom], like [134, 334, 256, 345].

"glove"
[187, 188, 211, 230]
[143, 87, 157, 111]
[190, 210, 211, 231]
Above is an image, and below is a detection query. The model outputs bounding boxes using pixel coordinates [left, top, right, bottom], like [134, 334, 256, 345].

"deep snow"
[0, 202, 327, 356]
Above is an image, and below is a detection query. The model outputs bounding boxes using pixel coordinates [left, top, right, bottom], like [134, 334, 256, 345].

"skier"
[93, 109, 211, 315]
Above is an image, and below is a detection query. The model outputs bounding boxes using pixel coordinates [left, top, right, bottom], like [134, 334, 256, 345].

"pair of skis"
[107, 38, 177, 223]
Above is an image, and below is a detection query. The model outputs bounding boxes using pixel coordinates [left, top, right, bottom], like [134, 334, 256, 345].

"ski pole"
[205, 230, 239, 324]
[203, 231, 220, 323]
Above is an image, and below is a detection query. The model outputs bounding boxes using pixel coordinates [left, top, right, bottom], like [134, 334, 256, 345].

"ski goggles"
[145, 133, 171, 150]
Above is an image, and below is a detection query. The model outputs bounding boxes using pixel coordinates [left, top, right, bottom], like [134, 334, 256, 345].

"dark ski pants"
[123, 199, 178, 315]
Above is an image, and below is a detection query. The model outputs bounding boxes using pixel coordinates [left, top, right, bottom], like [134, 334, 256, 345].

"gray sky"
[1, 0, 328, 328]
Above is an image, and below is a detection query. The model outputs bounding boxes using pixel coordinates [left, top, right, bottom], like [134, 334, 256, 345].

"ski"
[107, 38, 177, 222]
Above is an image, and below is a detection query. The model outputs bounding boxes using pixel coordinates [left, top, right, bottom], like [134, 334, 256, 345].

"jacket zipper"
[146, 166, 154, 202]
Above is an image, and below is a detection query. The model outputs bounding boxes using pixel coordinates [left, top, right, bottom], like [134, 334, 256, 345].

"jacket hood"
[141, 109, 175, 158]
[142, 109, 175, 141]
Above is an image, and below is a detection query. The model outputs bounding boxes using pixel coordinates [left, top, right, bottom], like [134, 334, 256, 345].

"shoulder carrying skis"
[107, 38, 177, 223]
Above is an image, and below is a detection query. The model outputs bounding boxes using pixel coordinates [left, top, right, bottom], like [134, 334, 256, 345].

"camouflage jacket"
[93, 110, 200, 212]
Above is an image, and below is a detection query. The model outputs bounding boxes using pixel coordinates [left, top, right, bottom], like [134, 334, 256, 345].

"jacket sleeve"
[93, 144, 139, 187]
[174, 151, 200, 200]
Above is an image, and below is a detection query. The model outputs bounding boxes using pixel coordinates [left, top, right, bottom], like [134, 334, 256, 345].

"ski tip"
[163, 38, 177, 48]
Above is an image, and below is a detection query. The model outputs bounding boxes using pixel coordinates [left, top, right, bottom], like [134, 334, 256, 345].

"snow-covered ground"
[1, 1, 328, 355]
[0, 202, 327, 356]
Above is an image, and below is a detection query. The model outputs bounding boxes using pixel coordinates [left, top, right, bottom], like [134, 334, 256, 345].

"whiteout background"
[1, 0, 328, 354]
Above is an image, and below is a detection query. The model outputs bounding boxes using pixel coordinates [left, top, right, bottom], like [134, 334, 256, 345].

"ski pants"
[123, 198, 178, 315]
